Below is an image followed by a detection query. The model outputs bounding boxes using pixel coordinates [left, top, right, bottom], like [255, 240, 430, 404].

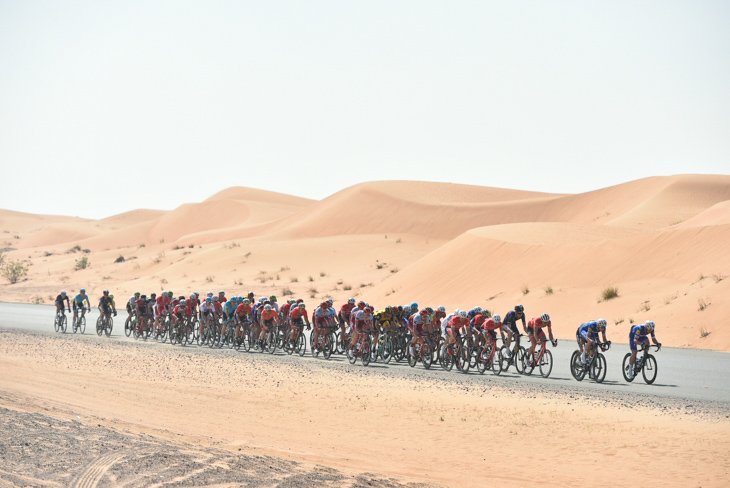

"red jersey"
[280, 302, 292, 315]
[213, 301, 223, 313]
[290, 307, 308, 321]
[173, 305, 186, 315]
[448, 316, 469, 330]
[482, 318, 500, 332]
[529, 317, 551, 332]
[236, 304, 253, 317]
[260, 309, 278, 322]
[340, 303, 355, 317]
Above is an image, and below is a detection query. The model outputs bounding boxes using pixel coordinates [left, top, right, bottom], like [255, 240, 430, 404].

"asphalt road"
[2, 302, 729, 407]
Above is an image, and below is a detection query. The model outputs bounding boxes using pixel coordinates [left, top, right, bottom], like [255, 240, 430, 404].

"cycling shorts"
[262, 318, 274, 330]
[629, 333, 648, 351]
[291, 317, 304, 327]
[175, 312, 184, 321]
[502, 323, 521, 336]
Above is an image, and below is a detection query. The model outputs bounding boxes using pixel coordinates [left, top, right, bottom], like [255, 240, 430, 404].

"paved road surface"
[2, 302, 729, 406]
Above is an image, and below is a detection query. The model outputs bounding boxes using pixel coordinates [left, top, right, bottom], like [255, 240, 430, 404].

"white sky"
[1, 1, 728, 219]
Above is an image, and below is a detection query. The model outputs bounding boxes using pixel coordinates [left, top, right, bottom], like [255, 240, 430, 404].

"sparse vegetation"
[234, 278, 243, 285]
[280, 266, 290, 272]
[281, 287, 294, 296]
[319, 271, 327, 277]
[139, 243, 146, 248]
[664, 293, 677, 305]
[160, 278, 168, 284]
[75, 255, 90, 270]
[153, 252, 166, 264]
[188, 244, 195, 249]
[640, 301, 651, 312]
[32, 295, 44, 304]
[205, 275, 214, 283]
[336, 279, 343, 285]
[521, 284, 530, 295]
[390, 268, 399, 274]
[159, 238, 165, 244]
[700, 326, 711, 338]
[601, 286, 619, 301]
[544, 285, 554, 295]
[614, 317, 624, 325]
[308, 287, 318, 298]
[698, 298, 711, 311]
[224, 241, 241, 249]
[376, 263, 384, 270]
[396, 238, 402, 244]
[290, 276, 299, 283]
[173, 245, 184, 250]
[343, 284, 352, 291]
[308, 275, 314, 282]
[115, 255, 125, 263]
[1, 257, 29, 284]
[244, 251, 251, 258]
[629, 317, 634, 324]
[712, 273, 726, 283]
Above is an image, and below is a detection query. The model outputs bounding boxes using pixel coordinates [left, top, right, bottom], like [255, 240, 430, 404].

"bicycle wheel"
[498, 346, 510, 372]
[78, 316, 86, 334]
[295, 331, 305, 356]
[323, 333, 333, 359]
[621, 353, 635, 382]
[382, 336, 393, 364]
[361, 341, 371, 366]
[491, 347, 502, 376]
[124, 317, 133, 337]
[522, 350, 535, 376]
[242, 327, 252, 352]
[642, 354, 658, 384]
[514, 346, 526, 374]
[591, 353, 607, 383]
[441, 345, 454, 372]
[60, 315, 67, 333]
[105, 317, 113, 337]
[267, 331, 276, 354]
[571, 351, 586, 381]
[54, 314, 60, 333]
[96, 317, 104, 336]
[347, 342, 358, 364]
[476, 346, 488, 374]
[539, 349, 553, 378]
[421, 342, 432, 370]
[457, 343, 470, 373]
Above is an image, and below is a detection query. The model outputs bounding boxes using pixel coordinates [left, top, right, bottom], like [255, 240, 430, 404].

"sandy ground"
[1, 329, 728, 487]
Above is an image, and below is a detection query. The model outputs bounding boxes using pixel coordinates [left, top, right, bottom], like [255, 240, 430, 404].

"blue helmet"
[205, 297, 212, 303]
[410, 302, 418, 311]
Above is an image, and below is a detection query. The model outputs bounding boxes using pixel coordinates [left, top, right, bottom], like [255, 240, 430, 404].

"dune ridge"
[1, 175, 728, 350]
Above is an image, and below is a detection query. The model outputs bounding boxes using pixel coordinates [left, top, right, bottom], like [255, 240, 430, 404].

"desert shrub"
[281, 287, 294, 296]
[698, 298, 711, 311]
[75, 255, 90, 270]
[115, 255, 125, 263]
[521, 284, 530, 295]
[544, 285, 553, 295]
[1, 258, 29, 284]
[601, 286, 619, 300]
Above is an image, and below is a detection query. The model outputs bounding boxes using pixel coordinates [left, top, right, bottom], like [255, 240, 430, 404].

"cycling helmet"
[243, 299, 250, 304]
[141, 294, 147, 299]
[424, 307, 433, 314]
[320, 301, 328, 309]
[194, 292, 200, 297]
[357, 301, 366, 308]
[205, 297, 212, 303]
[178, 295, 185, 300]
[269, 295, 277, 301]
[103, 289, 109, 295]
[110, 294, 114, 299]
[298, 302, 306, 309]
[437, 306, 446, 313]
[364, 307, 373, 314]
[493, 314, 502, 324]
[212, 296, 219, 301]
[207, 292, 213, 298]
[61, 291, 67, 296]
[459, 310, 467, 318]
[189, 293, 195, 299]
[597, 318, 607, 328]
[248, 291, 254, 297]
[541, 313, 550, 323]
[150, 293, 156, 298]
[645, 320, 655, 331]
[474, 306, 482, 314]
[410, 302, 418, 310]
[259, 296, 267, 303]
[288, 299, 296, 304]
[264, 304, 272, 311]
[80, 288, 86, 293]
[326, 298, 334, 305]
[180, 299, 187, 305]
[397, 305, 403, 313]
[262, 298, 270, 305]
[419, 309, 429, 316]
[219, 290, 225, 295]
[385, 306, 393, 314]
[515, 304, 524, 313]
[168, 291, 173, 297]
[161, 290, 167, 296]
[296, 298, 304, 304]
[348, 297, 356, 305]
[134, 292, 140, 297]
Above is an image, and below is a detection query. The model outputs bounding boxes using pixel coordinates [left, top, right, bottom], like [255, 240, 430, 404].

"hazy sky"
[1, 1, 728, 219]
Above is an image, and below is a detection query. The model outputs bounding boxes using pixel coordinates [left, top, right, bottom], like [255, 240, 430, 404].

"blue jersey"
[74, 293, 89, 306]
[224, 300, 236, 315]
[467, 309, 480, 320]
[631, 324, 655, 341]
[503, 310, 525, 330]
[578, 321, 600, 338]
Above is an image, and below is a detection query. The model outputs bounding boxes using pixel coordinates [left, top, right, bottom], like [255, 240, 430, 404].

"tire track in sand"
[72, 451, 126, 488]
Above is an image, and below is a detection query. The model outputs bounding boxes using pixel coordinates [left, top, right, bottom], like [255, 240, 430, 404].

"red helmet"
[364, 307, 373, 314]
[357, 301, 366, 308]
[420, 309, 429, 316]
[320, 301, 328, 309]
[296, 298, 304, 303]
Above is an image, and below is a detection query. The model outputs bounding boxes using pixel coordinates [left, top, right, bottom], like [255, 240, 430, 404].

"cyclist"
[349, 300, 367, 329]
[526, 313, 557, 365]
[218, 290, 227, 304]
[502, 304, 526, 358]
[467, 306, 483, 321]
[73, 289, 91, 326]
[374, 306, 394, 338]
[350, 306, 374, 354]
[258, 303, 279, 346]
[626, 321, 661, 380]
[312, 302, 332, 352]
[409, 309, 431, 359]
[221, 296, 238, 339]
[134, 294, 150, 334]
[127, 292, 140, 317]
[171, 299, 187, 328]
[288, 302, 311, 345]
[480, 314, 502, 349]
[339, 298, 356, 328]
[269, 295, 279, 314]
[199, 296, 216, 338]
[98, 290, 117, 321]
[212, 295, 223, 319]
[576, 319, 609, 364]
[153, 291, 169, 335]
[445, 310, 469, 355]
[187, 293, 199, 319]
[235, 298, 254, 324]
[55, 291, 71, 316]
[433, 306, 447, 330]
[280, 299, 295, 324]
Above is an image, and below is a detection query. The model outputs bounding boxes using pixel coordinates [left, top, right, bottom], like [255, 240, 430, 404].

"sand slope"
[1, 175, 729, 350]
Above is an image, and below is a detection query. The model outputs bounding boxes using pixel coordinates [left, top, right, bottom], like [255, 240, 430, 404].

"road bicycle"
[54, 309, 68, 334]
[522, 339, 557, 378]
[72, 307, 87, 334]
[570, 342, 610, 383]
[407, 334, 433, 369]
[476, 334, 502, 375]
[622, 344, 660, 384]
[96, 311, 114, 337]
[284, 322, 307, 356]
[348, 329, 373, 366]
[124, 315, 135, 337]
[312, 325, 335, 359]
[499, 335, 526, 374]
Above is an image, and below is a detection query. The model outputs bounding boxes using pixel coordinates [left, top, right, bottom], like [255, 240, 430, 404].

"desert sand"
[1, 174, 729, 350]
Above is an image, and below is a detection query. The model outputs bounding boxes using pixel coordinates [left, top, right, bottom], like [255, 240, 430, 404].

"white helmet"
[348, 297, 356, 304]
[264, 304, 272, 311]
[437, 306, 446, 313]
[189, 293, 196, 299]
[459, 310, 467, 318]
[645, 320, 655, 331]
[61, 290, 67, 296]
[493, 314, 502, 324]
[597, 318, 607, 328]
[207, 292, 213, 298]
[474, 306, 482, 314]
[541, 313, 550, 323]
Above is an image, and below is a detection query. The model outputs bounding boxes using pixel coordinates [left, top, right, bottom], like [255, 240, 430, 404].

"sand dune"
[1, 175, 729, 351]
